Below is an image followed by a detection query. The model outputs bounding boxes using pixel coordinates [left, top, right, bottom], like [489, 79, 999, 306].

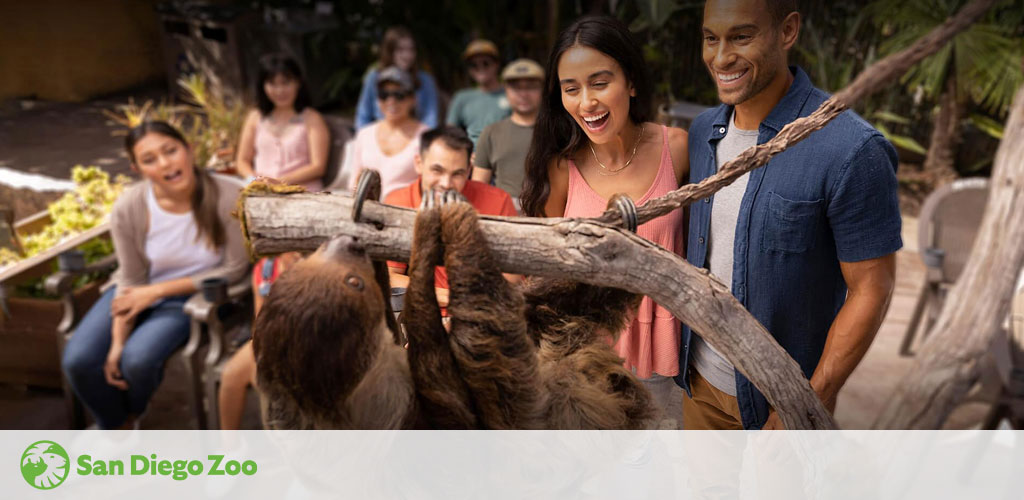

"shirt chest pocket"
[761, 192, 824, 253]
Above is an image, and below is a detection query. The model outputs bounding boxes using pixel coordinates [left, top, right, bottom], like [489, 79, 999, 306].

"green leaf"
[875, 121, 927, 155]
[872, 110, 912, 124]
[967, 113, 1005, 140]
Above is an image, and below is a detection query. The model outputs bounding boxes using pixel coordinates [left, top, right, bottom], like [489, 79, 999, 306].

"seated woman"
[235, 53, 329, 190]
[348, 66, 429, 200]
[61, 121, 248, 430]
[219, 54, 329, 430]
[355, 25, 440, 130]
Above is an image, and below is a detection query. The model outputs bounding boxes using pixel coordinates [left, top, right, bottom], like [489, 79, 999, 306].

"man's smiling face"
[702, 0, 788, 106]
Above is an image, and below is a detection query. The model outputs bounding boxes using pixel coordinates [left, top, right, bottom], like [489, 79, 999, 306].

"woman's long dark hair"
[520, 17, 652, 217]
[256, 53, 312, 116]
[379, 26, 421, 89]
[125, 120, 225, 249]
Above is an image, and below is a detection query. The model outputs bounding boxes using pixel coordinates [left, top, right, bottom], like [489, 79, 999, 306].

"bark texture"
[875, 84, 1024, 429]
[242, 194, 836, 430]
[922, 77, 962, 182]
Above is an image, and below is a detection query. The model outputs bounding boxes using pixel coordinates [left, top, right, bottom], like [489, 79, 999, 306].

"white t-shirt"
[144, 186, 222, 284]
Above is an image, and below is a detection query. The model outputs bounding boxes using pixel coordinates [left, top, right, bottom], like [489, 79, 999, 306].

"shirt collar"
[708, 66, 813, 139]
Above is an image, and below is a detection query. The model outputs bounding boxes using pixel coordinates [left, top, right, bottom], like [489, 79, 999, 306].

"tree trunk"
[923, 76, 961, 182]
[874, 83, 1024, 429]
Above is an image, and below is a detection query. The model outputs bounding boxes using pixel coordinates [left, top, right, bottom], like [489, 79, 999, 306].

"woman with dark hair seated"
[62, 121, 248, 429]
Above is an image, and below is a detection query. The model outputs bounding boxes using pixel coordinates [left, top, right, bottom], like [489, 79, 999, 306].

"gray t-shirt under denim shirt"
[690, 112, 759, 397]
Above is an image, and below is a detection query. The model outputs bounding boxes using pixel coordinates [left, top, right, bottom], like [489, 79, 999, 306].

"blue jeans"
[61, 286, 191, 429]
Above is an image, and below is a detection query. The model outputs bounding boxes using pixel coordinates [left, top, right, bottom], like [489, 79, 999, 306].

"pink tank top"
[565, 124, 684, 378]
[254, 111, 323, 192]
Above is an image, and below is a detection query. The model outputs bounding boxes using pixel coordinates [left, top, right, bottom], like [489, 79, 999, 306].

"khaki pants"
[681, 370, 743, 430]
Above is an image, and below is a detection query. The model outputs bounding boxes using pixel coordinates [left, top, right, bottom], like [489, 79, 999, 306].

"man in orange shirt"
[385, 125, 519, 307]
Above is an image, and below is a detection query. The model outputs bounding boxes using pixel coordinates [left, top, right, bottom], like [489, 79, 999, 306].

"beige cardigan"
[105, 173, 250, 293]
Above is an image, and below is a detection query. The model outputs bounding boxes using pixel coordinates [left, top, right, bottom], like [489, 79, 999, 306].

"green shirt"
[446, 87, 510, 144]
[474, 118, 532, 198]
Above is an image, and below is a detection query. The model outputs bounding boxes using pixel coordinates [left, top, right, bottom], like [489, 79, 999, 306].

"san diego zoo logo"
[21, 440, 70, 490]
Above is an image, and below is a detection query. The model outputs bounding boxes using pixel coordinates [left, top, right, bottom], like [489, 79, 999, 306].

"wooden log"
[594, 0, 997, 227]
[243, 192, 836, 430]
[874, 84, 1024, 429]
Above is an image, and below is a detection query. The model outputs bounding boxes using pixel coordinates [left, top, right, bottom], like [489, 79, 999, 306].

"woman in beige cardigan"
[62, 121, 248, 429]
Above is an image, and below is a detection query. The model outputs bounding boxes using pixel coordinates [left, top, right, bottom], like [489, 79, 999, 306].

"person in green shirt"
[472, 58, 544, 210]
[446, 39, 510, 144]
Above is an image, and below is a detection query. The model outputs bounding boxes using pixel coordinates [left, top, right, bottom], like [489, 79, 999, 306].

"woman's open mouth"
[582, 112, 610, 132]
[164, 170, 184, 183]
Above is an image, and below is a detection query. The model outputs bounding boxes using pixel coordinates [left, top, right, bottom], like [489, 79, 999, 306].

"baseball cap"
[463, 39, 500, 60]
[501, 59, 544, 81]
[376, 66, 415, 93]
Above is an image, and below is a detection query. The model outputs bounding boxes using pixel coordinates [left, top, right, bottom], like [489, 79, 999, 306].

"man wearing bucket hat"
[472, 58, 544, 210]
[446, 39, 511, 145]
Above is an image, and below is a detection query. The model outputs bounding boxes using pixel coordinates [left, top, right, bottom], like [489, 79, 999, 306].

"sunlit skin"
[543, 44, 688, 218]
[702, 0, 799, 130]
[392, 37, 417, 71]
[467, 54, 501, 92]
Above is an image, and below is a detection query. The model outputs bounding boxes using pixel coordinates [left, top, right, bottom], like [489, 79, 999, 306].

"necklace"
[590, 124, 645, 176]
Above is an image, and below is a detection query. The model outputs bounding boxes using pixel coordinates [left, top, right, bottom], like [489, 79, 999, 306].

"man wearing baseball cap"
[471, 59, 544, 210]
[446, 39, 510, 145]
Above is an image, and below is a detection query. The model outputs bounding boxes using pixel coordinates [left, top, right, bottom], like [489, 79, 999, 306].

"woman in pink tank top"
[236, 54, 329, 192]
[222, 54, 330, 430]
[520, 18, 689, 424]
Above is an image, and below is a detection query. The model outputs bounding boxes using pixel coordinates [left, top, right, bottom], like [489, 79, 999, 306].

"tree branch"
[594, 0, 998, 227]
[242, 193, 836, 430]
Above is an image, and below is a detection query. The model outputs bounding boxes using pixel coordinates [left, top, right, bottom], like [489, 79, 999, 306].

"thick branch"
[243, 194, 836, 430]
[874, 84, 1024, 429]
[595, 0, 997, 227]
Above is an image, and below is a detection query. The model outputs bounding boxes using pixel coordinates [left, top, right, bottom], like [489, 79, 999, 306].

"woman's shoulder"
[301, 107, 326, 125]
[113, 180, 147, 213]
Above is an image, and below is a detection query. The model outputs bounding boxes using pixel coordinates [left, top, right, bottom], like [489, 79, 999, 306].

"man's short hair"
[420, 126, 474, 163]
[766, 0, 798, 27]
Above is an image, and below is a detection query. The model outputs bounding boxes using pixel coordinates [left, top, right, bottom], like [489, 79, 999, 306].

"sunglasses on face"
[379, 90, 411, 101]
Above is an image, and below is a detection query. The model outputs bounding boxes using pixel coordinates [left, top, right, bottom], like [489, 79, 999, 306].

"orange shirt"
[384, 178, 517, 290]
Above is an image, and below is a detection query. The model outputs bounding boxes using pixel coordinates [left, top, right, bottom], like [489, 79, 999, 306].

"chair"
[46, 248, 252, 429]
[321, 114, 355, 191]
[899, 177, 990, 356]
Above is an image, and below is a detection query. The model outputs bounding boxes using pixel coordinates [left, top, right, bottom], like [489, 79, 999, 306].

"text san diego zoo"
[77, 454, 257, 480]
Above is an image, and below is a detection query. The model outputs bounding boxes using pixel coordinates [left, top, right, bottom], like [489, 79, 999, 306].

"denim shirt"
[355, 68, 440, 130]
[673, 67, 902, 429]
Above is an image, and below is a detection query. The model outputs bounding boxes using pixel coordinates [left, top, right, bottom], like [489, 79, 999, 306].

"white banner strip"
[4, 430, 1022, 499]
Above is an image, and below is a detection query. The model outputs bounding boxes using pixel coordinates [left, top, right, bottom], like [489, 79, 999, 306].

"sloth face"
[253, 234, 388, 418]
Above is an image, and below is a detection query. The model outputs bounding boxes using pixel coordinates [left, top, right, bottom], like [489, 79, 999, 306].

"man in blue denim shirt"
[675, 0, 901, 429]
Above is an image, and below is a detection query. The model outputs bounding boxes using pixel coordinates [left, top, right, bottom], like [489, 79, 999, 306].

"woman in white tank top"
[61, 121, 247, 430]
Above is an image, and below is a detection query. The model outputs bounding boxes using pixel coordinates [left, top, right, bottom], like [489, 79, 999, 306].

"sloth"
[253, 191, 655, 429]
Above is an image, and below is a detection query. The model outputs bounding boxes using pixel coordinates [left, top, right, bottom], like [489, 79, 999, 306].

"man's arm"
[389, 267, 449, 307]
[763, 253, 896, 429]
